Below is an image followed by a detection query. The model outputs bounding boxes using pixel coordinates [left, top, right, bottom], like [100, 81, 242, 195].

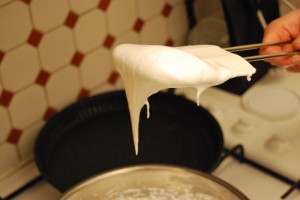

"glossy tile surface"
[1, 44, 40, 92]
[39, 27, 75, 72]
[138, 0, 165, 20]
[69, 0, 99, 14]
[74, 9, 106, 53]
[80, 47, 112, 90]
[0, 1, 31, 51]
[0, 143, 19, 174]
[0, 106, 10, 143]
[107, 0, 136, 36]
[46, 66, 80, 109]
[30, 0, 69, 32]
[0, 0, 188, 197]
[9, 85, 47, 130]
[140, 16, 168, 44]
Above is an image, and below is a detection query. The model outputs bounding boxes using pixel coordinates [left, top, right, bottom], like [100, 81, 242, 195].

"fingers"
[261, 51, 300, 72]
[258, 9, 300, 72]
[259, 27, 300, 72]
[264, 55, 294, 68]
[285, 65, 300, 72]
[259, 39, 294, 68]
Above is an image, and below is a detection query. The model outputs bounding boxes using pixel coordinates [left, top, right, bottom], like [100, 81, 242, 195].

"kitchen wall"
[0, 0, 189, 196]
[2, 0, 297, 196]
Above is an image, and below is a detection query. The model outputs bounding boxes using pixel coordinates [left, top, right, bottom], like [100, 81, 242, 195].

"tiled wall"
[0, 0, 189, 195]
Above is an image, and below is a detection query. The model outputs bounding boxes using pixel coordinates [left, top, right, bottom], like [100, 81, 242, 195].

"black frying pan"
[34, 90, 224, 192]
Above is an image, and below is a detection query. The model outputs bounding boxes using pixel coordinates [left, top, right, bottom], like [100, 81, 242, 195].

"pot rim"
[61, 164, 249, 200]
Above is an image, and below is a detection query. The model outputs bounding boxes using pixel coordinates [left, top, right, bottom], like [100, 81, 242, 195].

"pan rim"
[34, 90, 224, 191]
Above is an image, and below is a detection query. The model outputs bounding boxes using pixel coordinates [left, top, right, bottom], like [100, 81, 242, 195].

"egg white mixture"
[113, 44, 256, 154]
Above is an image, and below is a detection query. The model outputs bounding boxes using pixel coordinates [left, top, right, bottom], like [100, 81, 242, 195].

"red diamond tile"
[7, 128, 22, 144]
[133, 18, 144, 33]
[35, 70, 51, 86]
[103, 34, 115, 49]
[0, 51, 4, 64]
[77, 88, 90, 100]
[65, 11, 79, 28]
[0, 90, 14, 107]
[162, 3, 172, 17]
[107, 71, 119, 85]
[43, 107, 57, 121]
[98, 0, 111, 11]
[27, 29, 43, 47]
[165, 39, 174, 47]
[20, 0, 31, 4]
[71, 51, 84, 67]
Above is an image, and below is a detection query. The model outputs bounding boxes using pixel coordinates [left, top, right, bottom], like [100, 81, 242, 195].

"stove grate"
[222, 144, 300, 199]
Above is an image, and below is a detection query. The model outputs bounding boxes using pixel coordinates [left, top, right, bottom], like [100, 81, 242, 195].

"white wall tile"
[18, 121, 44, 160]
[30, 0, 69, 32]
[137, 0, 165, 20]
[0, 0, 14, 7]
[0, 44, 40, 92]
[90, 83, 115, 96]
[172, 36, 187, 46]
[74, 9, 106, 53]
[0, 1, 31, 51]
[46, 66, 81, 109]
[167, 3, 189, 42]
[0, 0, 190, 190]
[107, 0, 136, 36]
[69, 0, 99, 14]
[0, 106, 11, 143]
[39, 26, 75, 72]
[167, 0, 184, 6]
[193, 0, 223, 20]
[114, 76, 124, 90]
[141, 16, 168, 45]
[80, 47, 112, 90]
[0, 143, 19, 175]
[112, 31, 140, 50]
[9, 85, 47, 130]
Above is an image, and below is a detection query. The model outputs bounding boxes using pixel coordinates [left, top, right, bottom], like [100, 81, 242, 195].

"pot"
[35, 90, 224, 192]
[61, 164, 249, 200]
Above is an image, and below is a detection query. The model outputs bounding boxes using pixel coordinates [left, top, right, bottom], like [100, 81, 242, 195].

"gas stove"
[6, 68, 300, 200]
[177, 67, 300, 199]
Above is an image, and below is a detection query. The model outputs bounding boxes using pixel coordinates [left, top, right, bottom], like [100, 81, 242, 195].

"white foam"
[113, 44, 256, 154]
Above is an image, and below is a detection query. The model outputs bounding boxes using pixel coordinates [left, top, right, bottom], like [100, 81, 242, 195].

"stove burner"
[242, 87, 300, 120]
[265, 134, 293, 154]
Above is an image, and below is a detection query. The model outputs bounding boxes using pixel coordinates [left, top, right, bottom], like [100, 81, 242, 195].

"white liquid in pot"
[113, 44, 256, 154]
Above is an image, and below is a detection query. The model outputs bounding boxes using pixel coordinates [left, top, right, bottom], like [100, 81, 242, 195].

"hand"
[259, 9, 300, 72]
